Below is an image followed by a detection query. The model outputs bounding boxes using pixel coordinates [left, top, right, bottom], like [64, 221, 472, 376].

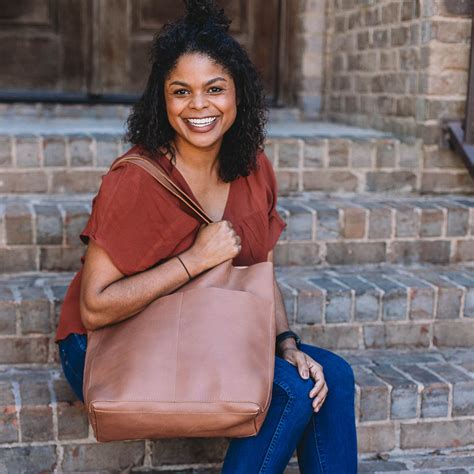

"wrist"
[277, 338, 298, 356]
[179, 249, 206, 278]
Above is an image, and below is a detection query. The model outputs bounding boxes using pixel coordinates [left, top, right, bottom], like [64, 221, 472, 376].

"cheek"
[165, 98, 182, 118]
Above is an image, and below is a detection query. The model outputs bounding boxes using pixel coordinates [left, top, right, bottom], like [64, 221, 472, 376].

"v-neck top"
[54, 144, 287, 343]
[153, 150, 233, 222]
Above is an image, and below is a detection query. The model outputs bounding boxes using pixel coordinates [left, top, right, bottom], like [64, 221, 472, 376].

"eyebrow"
[168, 77, 228, 88]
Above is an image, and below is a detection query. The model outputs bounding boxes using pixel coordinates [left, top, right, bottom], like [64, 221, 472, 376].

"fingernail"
[302, 372, 308, 378]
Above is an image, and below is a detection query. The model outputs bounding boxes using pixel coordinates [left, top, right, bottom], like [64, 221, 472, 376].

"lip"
[182, 116, 220, 133]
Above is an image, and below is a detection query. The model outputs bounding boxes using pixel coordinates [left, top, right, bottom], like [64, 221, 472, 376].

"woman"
[55, 1, 358, 472]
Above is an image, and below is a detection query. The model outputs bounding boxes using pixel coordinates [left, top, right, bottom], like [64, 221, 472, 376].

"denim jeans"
[58, 335, 358, 473]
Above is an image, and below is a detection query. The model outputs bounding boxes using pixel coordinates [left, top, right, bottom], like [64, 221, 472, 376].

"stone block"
[61, 442, 145, 471]
[62, 202, 91, 246]
[0, 287, 16, 335]
[95, 134, 120, 168]
[400, 419, 474, 449]
[433, 321, 474, 347]
[303, 139, 326, 168]
[40, 247, 84, 272]
[309, 276, 352, 323]
[334, 274, 381, 322]
[396, 364, 449, 418]
[43, 135, 67, 167]
[0, 381, 18, 442]
[370, 364, 418, 419]
[300, 324, 362, 350]
[326, 242, 386, 265]
[34, 204, 63, 245]
[418, 205, 444, 237]
[0, 337, 49, 364]
[366, 171, 417, 192]
[328, 139, 350, 167]
[0, 446, 56, 472]
[152, 438, 227, 465]
[351, 140, 374, 168]
[0, 248, 37, 273]
[342, 207, 366, 239]
[354, 366, 390, 421]
[303, 170, 358, 192]
[389, 240, 450, 264]
[69, 134, 93, 167]
[16, 135, 40, 167]
[51, 168, 103, 194]
[376, 141, 397, 168]
[357, 423, 397, 453]
[0, 171, 48, 193]
[5, 202, 33, 244]
[18, 286, 51, 334]
[0, 135, 12, 167]
[363, 323, 431, 349]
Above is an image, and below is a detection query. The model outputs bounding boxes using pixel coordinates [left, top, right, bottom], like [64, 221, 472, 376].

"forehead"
[166, 53, 231, 81]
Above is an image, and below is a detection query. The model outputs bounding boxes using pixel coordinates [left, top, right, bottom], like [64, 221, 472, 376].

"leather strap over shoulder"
[111, 154, 214, 225]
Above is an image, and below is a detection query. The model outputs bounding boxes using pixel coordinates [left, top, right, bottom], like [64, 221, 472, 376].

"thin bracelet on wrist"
[176, 255, 192, 281]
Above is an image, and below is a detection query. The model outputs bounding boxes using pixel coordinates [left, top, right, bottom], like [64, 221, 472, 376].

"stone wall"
[323, 0, 472, 138]
[320, 0, 473, 191]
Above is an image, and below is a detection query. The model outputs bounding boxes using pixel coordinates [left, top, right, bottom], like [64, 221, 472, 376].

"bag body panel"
[83, 260, 276, 441]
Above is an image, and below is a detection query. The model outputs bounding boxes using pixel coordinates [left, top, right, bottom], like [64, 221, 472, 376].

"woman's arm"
[267, 250, 298, 356]
[80, 239, 206, 331]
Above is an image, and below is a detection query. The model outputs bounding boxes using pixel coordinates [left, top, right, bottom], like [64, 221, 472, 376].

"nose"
[189, 92, 209, 110]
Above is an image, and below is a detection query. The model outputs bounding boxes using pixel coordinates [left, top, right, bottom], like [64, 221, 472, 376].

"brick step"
[0, 347, 472, 471]
[0, 116, 469, 195]
[3, 193, 474, 273]
[1, 264, 474, 367]
[0, 102, 303, 121]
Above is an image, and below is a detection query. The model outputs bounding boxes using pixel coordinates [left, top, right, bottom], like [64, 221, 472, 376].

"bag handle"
[110, 154, 214, 225]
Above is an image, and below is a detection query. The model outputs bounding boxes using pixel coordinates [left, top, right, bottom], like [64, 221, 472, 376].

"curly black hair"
[125, 0, 268, 182]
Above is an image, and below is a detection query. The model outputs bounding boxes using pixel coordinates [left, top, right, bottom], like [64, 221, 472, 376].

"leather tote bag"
[83, 154, 277, 442]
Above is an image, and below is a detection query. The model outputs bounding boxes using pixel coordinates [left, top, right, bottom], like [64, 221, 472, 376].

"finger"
[309, 376, 326, 398]
[313, 384, 329, 412]
[297, 354, 311, 379]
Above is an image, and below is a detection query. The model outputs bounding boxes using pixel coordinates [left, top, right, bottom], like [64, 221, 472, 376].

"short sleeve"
[260, 152, 287, 252]
[80, 162, 192, 276]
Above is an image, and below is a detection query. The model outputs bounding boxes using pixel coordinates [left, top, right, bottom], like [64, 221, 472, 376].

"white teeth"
[186, 117, 217, 127]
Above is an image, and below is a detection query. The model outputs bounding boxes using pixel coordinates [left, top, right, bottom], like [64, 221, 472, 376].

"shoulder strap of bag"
[110, 154, 214, 225]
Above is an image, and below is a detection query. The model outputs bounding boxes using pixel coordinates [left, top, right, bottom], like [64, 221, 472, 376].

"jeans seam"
[259, 380, 295, 474]
[312, 414, 327, 474]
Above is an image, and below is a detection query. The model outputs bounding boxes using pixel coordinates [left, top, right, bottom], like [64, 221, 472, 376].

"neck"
[172, 137, 222, 178]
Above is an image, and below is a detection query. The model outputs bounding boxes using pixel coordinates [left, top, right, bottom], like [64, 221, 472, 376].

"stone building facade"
[292, 0, 473, 193]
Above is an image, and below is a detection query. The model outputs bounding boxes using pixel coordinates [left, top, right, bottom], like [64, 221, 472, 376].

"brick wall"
[319, 0, 473, 191]
[324, 0, 472, 142]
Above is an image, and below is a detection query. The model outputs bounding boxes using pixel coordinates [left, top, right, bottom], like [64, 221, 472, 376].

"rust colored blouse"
[54, 145, 287, 343]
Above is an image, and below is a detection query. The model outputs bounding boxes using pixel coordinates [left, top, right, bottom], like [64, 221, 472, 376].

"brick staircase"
[0, 105, 473, 472]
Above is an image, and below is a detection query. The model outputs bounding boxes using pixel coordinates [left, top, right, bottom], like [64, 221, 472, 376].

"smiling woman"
[164, 54, 237, 155]
[55, 0, 357, 472]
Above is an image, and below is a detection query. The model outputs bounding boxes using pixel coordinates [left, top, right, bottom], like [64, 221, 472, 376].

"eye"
[209, 87, 223, 93]
[173, 89, 189, 95]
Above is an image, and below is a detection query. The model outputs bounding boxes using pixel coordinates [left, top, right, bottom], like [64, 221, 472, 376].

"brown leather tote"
[83, 154, 277, 442]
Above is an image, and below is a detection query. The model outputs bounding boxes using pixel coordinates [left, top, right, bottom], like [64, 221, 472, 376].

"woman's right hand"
[190, 220, 242, 269]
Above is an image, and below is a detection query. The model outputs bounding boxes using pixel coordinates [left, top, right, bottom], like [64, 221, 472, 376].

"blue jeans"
[58, 335, 358, 473]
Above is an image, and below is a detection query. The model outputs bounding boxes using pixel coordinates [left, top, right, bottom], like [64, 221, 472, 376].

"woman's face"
[164, 52, 238, 152]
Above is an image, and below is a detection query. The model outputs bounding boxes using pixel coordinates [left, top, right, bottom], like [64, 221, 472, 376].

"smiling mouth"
[183, 116, 218, 127]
